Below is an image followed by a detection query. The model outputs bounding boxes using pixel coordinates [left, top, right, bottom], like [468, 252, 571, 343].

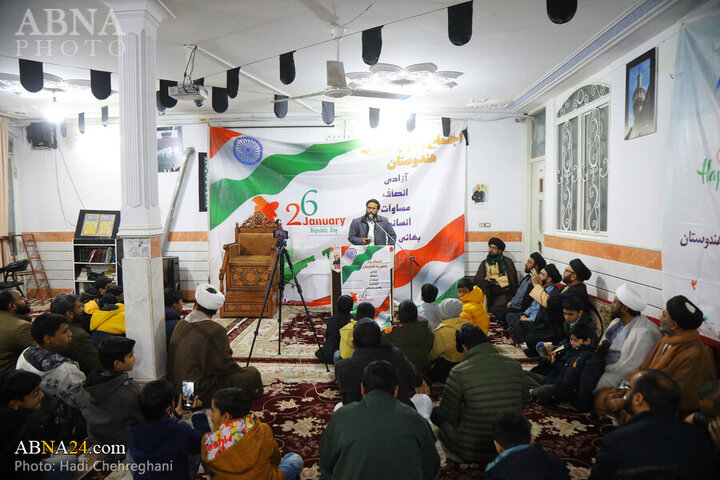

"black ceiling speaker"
[212, 87, 228, 113]
[159, 79, 178, 108]
[442, 117, 451, 137]
[369, 108, 380, 128]
[19, 59, 44, 93]
[362, 26, 383, 65]
[406, 113, 416, 132]
[274, 95, 288, 118]
[448, 1, 473, 46]
[90, 69, 112, 100]
[280, 51, 296, 85]
[156, 91, 166, 115]
[227, 67, 240, 98]
[547, 0, 577, 24]
[321, 101, 334, 125]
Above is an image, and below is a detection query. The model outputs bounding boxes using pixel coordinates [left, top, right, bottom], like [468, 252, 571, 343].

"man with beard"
[592, 285, 661, 396]
[589, 370, 717, 480]
[602, 295, 717, 419]
[0, 289, 34, 374]
[348, 199, 396, 246]
[528, 258, 590, 328]
[50, 293, 102, 376]
[509, 264, 562, 346]
[473, 238, 522, 309]
[489, 252, 546, 326]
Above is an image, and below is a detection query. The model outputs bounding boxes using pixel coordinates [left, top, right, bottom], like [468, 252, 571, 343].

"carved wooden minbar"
[219, 211, 279, 318]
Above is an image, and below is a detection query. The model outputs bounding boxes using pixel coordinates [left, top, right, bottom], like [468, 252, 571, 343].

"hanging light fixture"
[44, 95, 64, 124]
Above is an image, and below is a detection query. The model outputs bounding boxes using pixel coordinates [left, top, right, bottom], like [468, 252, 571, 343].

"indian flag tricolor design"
[208, 126, 466, 305]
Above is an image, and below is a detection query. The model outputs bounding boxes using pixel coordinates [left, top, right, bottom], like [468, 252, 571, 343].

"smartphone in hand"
[181, 380, 195, 409]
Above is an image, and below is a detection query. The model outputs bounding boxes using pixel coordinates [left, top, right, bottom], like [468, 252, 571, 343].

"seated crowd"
[0, 238, 719, 479]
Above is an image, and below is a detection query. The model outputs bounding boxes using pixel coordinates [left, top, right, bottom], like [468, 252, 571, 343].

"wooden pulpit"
[219, 211, 279, 318]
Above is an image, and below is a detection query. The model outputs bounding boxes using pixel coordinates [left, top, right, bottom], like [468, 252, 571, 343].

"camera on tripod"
[273, 220, 289, 247]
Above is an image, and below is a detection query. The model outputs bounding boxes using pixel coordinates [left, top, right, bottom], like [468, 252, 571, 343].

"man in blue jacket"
[348, 199, 396, 245]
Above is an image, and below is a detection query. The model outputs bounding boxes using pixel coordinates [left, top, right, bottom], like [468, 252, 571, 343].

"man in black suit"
[589, 369, 717, 480]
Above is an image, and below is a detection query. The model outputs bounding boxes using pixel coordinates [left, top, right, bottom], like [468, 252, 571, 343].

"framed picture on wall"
[157, 126, 183, 172]
[624, 48, 657, 140]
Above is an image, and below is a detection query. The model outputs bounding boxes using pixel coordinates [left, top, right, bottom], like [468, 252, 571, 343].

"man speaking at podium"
[348, 199, 397, 246]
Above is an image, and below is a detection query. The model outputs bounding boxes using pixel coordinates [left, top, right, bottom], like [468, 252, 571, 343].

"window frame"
[555, 85, 610, 238]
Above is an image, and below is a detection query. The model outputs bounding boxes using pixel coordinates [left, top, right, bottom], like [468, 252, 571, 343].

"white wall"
[541, 23, 682, 319]
[9, 121, 212, 293]
[465, 119, 528, 277]
[8, 120, 350, 294]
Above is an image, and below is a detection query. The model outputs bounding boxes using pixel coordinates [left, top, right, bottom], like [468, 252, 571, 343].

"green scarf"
[486, 254, 506, 275]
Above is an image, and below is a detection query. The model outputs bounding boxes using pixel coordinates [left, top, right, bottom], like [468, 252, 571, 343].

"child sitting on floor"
[128, 379, 208, 480]
[524, 323, 605, 412]
[485, 411, 569, 480]
[164, 288, 184, 345]
[418, 283, 442, 331]
[203, 387, 304, 480]
[81, 337, 143, 452]
[1, 369, 80, 479]
[90, 293, 125, 348]
[16, 313, 88, 425]
[457, 277, 489, 334]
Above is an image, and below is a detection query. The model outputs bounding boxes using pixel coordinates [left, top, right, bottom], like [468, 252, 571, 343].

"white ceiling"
[0, 0, 705, 123]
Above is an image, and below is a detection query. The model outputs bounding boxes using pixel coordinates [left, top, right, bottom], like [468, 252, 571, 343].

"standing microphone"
[367, 213, 375, 221]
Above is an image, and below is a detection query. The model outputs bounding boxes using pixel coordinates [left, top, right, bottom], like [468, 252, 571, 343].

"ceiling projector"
[168, 83, 208, 101]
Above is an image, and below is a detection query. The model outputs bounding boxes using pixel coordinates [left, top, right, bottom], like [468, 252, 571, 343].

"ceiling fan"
[274, 60, 411, 102]
[273, 28, 411, 103]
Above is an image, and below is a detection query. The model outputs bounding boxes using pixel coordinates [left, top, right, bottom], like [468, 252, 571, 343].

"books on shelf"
[75, 246, 115, 263]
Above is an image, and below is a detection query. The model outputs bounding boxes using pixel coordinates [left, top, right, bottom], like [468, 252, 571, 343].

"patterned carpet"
[24, 298, 614, 479]
[224, 308, 616, 480]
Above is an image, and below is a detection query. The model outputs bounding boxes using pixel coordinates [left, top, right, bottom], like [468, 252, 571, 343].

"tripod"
[245, 239, 329, 372]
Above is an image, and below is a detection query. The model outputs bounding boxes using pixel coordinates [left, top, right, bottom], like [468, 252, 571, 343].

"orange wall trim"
[27, 231, 209, 242]
[26, 232, 75, 242]
[544, 235, 662, 270]
[167, 231, 208, 242]
[27, 288, 73, 299]
[466, 231, 523, 243]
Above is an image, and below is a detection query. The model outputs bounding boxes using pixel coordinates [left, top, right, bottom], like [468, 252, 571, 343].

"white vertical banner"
[663, 3, 720, 343]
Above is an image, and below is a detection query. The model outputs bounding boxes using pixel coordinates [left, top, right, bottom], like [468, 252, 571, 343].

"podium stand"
[329, 245, 394, 324]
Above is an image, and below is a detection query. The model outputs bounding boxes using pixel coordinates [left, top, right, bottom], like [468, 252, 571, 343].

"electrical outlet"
[479, 222, 491, 228]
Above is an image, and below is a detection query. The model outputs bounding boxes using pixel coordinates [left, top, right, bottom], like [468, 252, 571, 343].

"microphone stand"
[372, 216, 420, 300]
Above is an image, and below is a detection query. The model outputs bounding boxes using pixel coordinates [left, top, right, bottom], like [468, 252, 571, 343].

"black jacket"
[0, 405, 44, 479]
[315, 312, 352, 363]
[485, 444, 570, 480]
[589, 410, 718, 480]
[550, 345, 605, 412]
[547, 283, 589, 313]
[510, 285, 561, 346]
[335, 343, 422, 406]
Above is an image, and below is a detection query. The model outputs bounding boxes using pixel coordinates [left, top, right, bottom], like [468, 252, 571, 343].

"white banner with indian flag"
[208, 126, 466, 316]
